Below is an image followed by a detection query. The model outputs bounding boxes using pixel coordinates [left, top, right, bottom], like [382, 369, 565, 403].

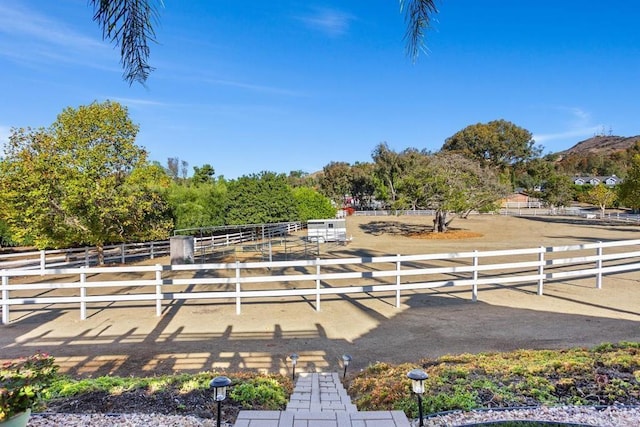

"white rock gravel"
[28, 413, 232, 426]
[421, 406, 640, 426]
[27, 406, 640, 426]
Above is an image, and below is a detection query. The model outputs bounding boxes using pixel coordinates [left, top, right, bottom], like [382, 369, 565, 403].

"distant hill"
[555, 135, 640, 158]
[552, 135, 640, 176]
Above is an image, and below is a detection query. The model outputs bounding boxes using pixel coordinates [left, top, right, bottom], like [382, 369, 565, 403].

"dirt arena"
[1, 214, 639, 378]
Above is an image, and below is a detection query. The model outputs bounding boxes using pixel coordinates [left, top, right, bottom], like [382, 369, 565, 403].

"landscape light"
[342, 354, 352, 380]
[289, 353, 299, 380]
[407, 369, 428, 427]
[210, 376, 232, 427]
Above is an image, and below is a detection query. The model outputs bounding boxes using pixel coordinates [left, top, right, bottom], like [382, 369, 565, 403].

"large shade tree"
[0, 101, 173, 262]
[442, 119, 541, 170]
[89, 0, 438, 85]
[402, 153, 509, 232]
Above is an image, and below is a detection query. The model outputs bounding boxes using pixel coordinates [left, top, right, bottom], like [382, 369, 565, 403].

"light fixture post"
[341, 354, 352, 380]
[407, 369, 428, 427]
[289, 353, 299, 380]
[210, 376, 232, 427]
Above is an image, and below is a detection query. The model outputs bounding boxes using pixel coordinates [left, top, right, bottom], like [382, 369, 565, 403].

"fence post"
[80, 268, 87, 320]
[316, 258, 321, 312]
[85, 247, 90, 267]
[472, 250, 478, 302]
[40, 250, 46, 273]
[1, 273, 8, 325]
[236, 261, 241, 315]
[155, 264, 163, 316]
[121, 243, 126, 264]
[150, 241, 155, 260]
[538, 246, 545, 296]
[596, 242, 603, 289]
[396, 255, 401, 308]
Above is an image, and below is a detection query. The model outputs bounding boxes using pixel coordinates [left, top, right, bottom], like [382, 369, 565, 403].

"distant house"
[573, 175, 621, 187]
[604, 175, 621, 186]
[502, 191, 541, 208]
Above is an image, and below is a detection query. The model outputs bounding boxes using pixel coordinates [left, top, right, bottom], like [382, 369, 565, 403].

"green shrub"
[229, 377, 288, 409]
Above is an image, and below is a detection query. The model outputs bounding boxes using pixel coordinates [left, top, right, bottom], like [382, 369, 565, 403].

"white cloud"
[296, 8, 354, 37]
[203, 78, 306, 97]
[532, 106, 603, 144]
[0, 3, 111, 69]
[533, 126, 602, 144]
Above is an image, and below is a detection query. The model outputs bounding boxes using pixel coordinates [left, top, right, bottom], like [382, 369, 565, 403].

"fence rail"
[0, 222, 304, 270]
[2, 239, 639, 325]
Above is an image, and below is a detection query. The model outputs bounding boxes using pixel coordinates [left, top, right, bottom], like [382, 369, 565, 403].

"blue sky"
[1, 1, 639, 179]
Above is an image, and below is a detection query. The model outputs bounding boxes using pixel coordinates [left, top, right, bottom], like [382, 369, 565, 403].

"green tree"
[292, 187, 336, 222]
[514, 157, 554, 195]
[618, 154, 640, 212]
[166, 180, 227, 231]
[403, 153, 507, 232]
[191, 164, 216, 185]
[582, 184, 617, 218]
[319, 162, 352, 206]
[0, 101, 173, 262]
[541, 174, 574, 211]
[0, 220, 18, 247]
[442, 119, 541, 170]
[349, 162, 377, 209]
[225, 172, 298, 225]
[89, 1, 438, 85]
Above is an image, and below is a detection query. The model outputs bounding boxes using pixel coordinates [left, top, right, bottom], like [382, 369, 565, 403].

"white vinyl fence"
[0, 222, 304, 271]
[0, 241, 171, 270]
[2, 239, 639, 325]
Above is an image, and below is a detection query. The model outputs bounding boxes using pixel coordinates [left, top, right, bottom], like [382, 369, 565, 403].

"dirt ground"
[1, 213, 639, 378]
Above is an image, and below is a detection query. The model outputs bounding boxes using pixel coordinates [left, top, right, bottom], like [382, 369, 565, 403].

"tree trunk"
[97, 245, 105, 265]
[433, 210, 448, 233]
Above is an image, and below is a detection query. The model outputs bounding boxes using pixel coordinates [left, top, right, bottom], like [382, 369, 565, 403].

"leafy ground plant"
[44, 371, 293, 420]
[0, 353, 58, 421]
[347, 342, 640, 418]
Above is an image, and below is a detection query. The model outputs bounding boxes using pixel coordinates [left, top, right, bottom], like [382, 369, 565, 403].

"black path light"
[289, 353, 299, 380]
[407, 368, 428, 427]
[210, 375, 232, 427]
[341, 354, 352, 380]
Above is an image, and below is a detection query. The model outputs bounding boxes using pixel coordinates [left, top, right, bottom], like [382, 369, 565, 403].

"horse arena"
[1, 214, 639, 377]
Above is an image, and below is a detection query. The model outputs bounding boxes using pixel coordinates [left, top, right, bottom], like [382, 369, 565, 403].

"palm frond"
[90, 0, 162, 85]
[400, 0, 438, 61]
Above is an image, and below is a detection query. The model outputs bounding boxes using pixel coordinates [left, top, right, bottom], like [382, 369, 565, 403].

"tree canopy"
[618, 154, 640, 211]
[225, 172, 299, 225]
[0, 101, 172, 259]
[442, 119, 541, 170]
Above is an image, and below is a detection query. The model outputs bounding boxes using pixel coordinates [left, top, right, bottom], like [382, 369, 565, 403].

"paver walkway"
[234, 372, 411, 426]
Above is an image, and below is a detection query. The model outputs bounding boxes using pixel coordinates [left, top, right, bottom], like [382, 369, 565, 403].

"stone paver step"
[234, 410, 411, 427]
[234, 372, 411, 426]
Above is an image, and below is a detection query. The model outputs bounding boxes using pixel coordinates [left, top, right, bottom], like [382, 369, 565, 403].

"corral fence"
[2, 239, 639, 325]
[188, 221, 310, 262]
[355, 208, 640, 224]
[0, 221, 305, 271]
